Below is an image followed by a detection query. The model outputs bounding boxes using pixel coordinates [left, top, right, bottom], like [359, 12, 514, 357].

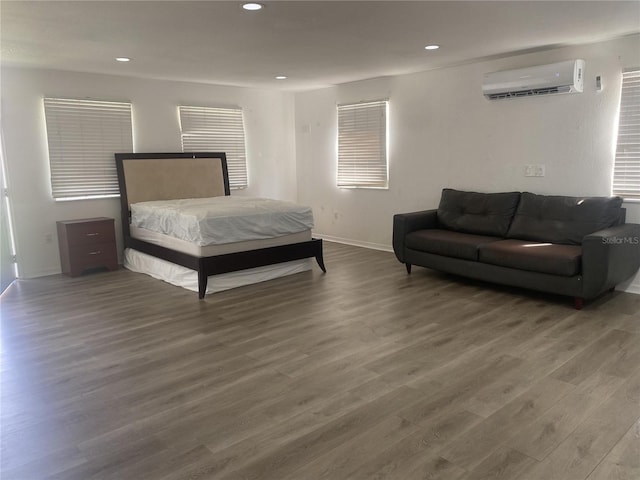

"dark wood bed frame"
[115, 152, 325, 298]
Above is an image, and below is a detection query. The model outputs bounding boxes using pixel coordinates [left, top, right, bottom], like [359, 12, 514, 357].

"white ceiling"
[2, 1, 639, 91]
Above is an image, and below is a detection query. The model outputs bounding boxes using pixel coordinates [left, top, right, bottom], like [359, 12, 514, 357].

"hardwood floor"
[1, 241, 639, 480]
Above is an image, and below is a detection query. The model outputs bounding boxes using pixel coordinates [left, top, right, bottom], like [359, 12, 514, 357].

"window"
[613, 68, 640, 199]
[43, 98, 133, 200]
[179, 106, 248, 189]
[337, 100, 388, 189]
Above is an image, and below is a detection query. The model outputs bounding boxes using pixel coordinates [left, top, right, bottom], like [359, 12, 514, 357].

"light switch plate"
[525, 164, 545, 177]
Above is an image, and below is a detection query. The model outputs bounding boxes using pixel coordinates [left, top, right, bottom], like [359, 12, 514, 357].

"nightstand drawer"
[64, 220, 116, 246]
[71, 243, 118, 271]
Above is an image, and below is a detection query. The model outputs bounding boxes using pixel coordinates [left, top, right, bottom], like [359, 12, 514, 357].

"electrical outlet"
[524, 164, 545, 177]
[45, 233, 53, 244]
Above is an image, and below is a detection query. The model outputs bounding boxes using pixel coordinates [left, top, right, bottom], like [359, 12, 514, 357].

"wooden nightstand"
[57, 217, 118, 277]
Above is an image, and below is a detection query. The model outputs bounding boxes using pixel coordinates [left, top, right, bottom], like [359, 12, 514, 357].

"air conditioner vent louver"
[482, 60, 584, 100]
[486, 85, 572, 100]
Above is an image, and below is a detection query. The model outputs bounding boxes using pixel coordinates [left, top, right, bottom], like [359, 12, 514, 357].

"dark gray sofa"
[393, 189, 640, 309]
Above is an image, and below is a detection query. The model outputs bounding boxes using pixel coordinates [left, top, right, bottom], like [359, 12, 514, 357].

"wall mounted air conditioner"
[482, 59, 585, 100]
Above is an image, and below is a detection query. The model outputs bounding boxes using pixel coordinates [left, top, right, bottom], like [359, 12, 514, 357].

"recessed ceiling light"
[115, 57, 131, 62]
[275, 76, 287, 80]
[424, 45, 440, 51]
[242, 3, 263, 10]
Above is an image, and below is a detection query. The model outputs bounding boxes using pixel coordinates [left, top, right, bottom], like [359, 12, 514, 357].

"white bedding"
[131, 196, 314, 246]
[125, 248, 312, 294]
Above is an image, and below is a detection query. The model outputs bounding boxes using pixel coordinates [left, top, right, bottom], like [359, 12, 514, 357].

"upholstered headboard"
[116, 153, 230, 208]
[115, 152, 230, 237]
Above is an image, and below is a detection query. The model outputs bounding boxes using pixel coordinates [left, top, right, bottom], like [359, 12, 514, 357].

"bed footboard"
[197, 238, 326, 298]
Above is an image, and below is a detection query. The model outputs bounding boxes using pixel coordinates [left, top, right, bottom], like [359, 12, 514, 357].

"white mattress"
[131, 196, 314, 246]
[130, 226, 312, 257]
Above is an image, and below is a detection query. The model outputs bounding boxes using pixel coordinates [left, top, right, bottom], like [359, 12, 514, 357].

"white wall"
[1, 68, 297, 278]
[295, 34, 640, 292]
[3, 35, 639, 293]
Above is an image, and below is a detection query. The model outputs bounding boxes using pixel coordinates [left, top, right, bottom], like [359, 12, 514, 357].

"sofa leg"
[574, 297, 584, 310]
[405, 263, 412, 274]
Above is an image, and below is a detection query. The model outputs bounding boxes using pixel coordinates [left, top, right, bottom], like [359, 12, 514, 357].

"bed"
[115, 152, 325, 298]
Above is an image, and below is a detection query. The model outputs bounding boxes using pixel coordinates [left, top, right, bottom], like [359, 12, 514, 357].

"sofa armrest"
[581, 223, 640, 299]
[392, 209, 438, 263]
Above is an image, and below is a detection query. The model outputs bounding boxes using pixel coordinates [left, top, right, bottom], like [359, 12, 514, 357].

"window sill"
[54, 194, 120, 202]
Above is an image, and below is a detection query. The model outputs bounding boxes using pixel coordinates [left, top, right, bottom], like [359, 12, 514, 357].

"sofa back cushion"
[437, 189, 521, 237]
[507, 193, 624, 245]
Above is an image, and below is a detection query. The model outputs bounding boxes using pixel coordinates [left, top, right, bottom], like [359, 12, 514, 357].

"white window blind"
[179, 106, 248, 189]
[337, 100, 388, 189]
[43, 98, 133, 200]
[613, 68, 640, 199]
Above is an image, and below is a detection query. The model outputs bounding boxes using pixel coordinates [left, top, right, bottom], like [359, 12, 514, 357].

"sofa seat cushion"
[507, 192, 623, 245]
[437, 188, 521, 237]
[479, 239, 582, 277]
[405, 229, 503, 261]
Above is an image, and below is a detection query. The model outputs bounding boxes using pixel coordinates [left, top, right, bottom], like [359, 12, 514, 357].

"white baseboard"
[619, 281, 640, 295]
[20, 238, 640, 297]
[20, 267, 61, 279]
[313, 233, 393, 253]
[616, 270, 640, 295]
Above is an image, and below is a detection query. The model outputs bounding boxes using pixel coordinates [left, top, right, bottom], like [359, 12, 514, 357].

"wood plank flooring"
[1, 241, 639, 480]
